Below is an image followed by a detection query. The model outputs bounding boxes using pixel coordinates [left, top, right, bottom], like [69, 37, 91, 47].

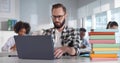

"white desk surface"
[0, 52, 120, 63]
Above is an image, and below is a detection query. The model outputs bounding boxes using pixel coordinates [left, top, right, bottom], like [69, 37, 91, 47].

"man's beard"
[53, 19, 65, 29]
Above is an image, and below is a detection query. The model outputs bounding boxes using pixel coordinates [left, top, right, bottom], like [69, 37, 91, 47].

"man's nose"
[54, 18, 59, 22]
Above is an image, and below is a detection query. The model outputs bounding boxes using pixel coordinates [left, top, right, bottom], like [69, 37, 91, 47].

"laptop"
[14, 35, 54, 60]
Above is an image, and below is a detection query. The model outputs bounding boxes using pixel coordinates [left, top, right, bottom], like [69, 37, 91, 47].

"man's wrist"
[64, 46, 76, 55]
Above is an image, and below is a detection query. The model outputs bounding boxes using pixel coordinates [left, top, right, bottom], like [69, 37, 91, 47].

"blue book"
[93, 29, 119, 32]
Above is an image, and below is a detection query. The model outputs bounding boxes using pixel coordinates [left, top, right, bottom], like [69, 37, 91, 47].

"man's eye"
[58, 16, 61, 18]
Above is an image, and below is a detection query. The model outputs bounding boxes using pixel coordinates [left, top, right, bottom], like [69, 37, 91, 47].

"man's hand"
[54, 46, 76, 58]
[54, 46, 67, 58]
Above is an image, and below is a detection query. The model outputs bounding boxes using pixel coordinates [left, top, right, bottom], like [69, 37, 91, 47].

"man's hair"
[14, 21, 31, 34]
[80, 28, 86, 32]
[52, 3, 66, 14]
[109, 21, 118, 28]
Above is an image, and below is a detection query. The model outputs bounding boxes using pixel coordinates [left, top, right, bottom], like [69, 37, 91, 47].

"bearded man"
[43, 3, 81, 58]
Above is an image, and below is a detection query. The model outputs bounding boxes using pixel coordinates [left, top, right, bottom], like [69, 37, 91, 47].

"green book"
[89, 35, 115, 40]
[93, 44, 120, 48]
[7, 19, 12, 31]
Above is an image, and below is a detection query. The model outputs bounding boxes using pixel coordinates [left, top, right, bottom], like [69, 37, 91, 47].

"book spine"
[90, 54, 118, 58]
[93, 29, 119, 32]
[89, 35, 115, 40]
[93, 44, 120, 48]
[91, 58, 118, 61]
[7, 19, 12, 31]
[89, 32, 115, 35]
[94, 51, 120, 54]
[89, 40, 115, 44]
[93, 48, 120, 51]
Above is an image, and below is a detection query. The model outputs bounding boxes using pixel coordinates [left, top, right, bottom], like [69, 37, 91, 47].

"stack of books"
[89, 32, 120, 61]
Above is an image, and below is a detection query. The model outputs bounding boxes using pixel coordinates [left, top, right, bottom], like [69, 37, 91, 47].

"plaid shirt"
[42, 26, 81, 56]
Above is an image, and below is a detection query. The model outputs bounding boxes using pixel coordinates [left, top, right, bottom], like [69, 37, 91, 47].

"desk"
[0, 52, 120, 63]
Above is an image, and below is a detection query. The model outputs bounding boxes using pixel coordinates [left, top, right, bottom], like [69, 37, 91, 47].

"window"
[96, 12, 107, 29]
[68, 20, 77, 28]
[85, 16, 92, 31]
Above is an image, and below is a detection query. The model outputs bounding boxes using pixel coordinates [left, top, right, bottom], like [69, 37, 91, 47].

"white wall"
[20, 0, 78, 31]
[0, 0, 19, 19]
[78, 0, 96, 7]
[0, 0, 19, 30]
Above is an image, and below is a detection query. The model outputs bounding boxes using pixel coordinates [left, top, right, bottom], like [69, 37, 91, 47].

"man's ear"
[64, 13, 67, 19]
[65, 13, 67, 17]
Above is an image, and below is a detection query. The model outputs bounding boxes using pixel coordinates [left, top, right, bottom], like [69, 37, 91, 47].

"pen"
[8, 55, 18, 57]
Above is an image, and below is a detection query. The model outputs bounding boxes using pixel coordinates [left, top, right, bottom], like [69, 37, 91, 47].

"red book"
[89, 32, 115, 35]
[89, 40, 115, 44]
